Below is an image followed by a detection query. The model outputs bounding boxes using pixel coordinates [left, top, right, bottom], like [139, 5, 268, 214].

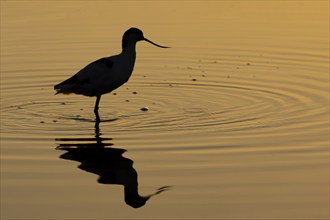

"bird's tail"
[54, 83, 73, 95]
[54, 75, 82, 95]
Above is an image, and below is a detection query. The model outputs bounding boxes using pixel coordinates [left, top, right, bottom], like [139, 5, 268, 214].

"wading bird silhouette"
[54, 28, 169, 121]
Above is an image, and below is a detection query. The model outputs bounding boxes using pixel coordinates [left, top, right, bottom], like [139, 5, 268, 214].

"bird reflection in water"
[55, 121, 172, 208]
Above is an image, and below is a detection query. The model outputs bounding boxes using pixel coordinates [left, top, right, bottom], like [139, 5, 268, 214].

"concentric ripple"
[1, 43, 328, 151]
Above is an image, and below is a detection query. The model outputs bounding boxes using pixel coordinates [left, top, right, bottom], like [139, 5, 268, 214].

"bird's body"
[55, 53, 135, 97]
[54, 28, 168, 121]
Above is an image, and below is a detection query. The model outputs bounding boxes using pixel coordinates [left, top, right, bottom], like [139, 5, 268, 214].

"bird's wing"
[54, 57, 115, 94]
[74, 57, 115, 82]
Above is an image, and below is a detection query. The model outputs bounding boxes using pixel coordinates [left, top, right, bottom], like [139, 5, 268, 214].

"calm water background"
[1, 1, 329, 219]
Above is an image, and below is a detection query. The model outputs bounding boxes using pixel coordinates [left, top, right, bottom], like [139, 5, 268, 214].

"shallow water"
[1, 1, 329, 219]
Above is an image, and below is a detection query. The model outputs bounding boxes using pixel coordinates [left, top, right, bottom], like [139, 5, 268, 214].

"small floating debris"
[140, 107, 149, 111]
[227, 75, 230, 78]
[202, 74, 206, 77]
[169, 83, 173, 87]
[246, 62, 251, 65]
[61, 102, 66, 105]
[192, 78, 197, 81]
[132, 91, 138, 94]
[125, 100, 130, 102]
[113, 93, 117, 95]
[53, 120, 57, 123]
[40, 121, 45, 123]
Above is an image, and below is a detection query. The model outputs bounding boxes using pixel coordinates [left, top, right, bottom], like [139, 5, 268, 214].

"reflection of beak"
[143, 38, 170, 48]
[148, 185, 173, 198]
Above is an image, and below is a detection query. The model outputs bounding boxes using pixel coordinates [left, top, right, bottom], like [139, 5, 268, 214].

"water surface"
[1, 1, 329, 219]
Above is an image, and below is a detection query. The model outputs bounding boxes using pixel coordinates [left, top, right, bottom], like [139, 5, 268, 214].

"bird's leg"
[94, 95, 101, 122]
[94, 120, 101, 144]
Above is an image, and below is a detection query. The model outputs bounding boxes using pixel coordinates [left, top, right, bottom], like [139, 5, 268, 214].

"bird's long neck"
[121, 41, 137, 64]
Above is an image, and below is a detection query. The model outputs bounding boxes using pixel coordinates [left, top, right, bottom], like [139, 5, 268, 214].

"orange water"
[1, 1, 329, 219]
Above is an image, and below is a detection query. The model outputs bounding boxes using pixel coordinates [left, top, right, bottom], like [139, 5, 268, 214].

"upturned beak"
[148, 186, 173, 198]
[143, 38, 170, 48]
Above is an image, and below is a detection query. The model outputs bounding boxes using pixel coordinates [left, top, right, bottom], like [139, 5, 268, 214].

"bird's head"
[125, 185, 172, 208]
[122, 27, 169, 50]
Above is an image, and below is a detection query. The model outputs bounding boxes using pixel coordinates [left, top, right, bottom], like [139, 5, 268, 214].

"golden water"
[1, 1, 329, 219]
